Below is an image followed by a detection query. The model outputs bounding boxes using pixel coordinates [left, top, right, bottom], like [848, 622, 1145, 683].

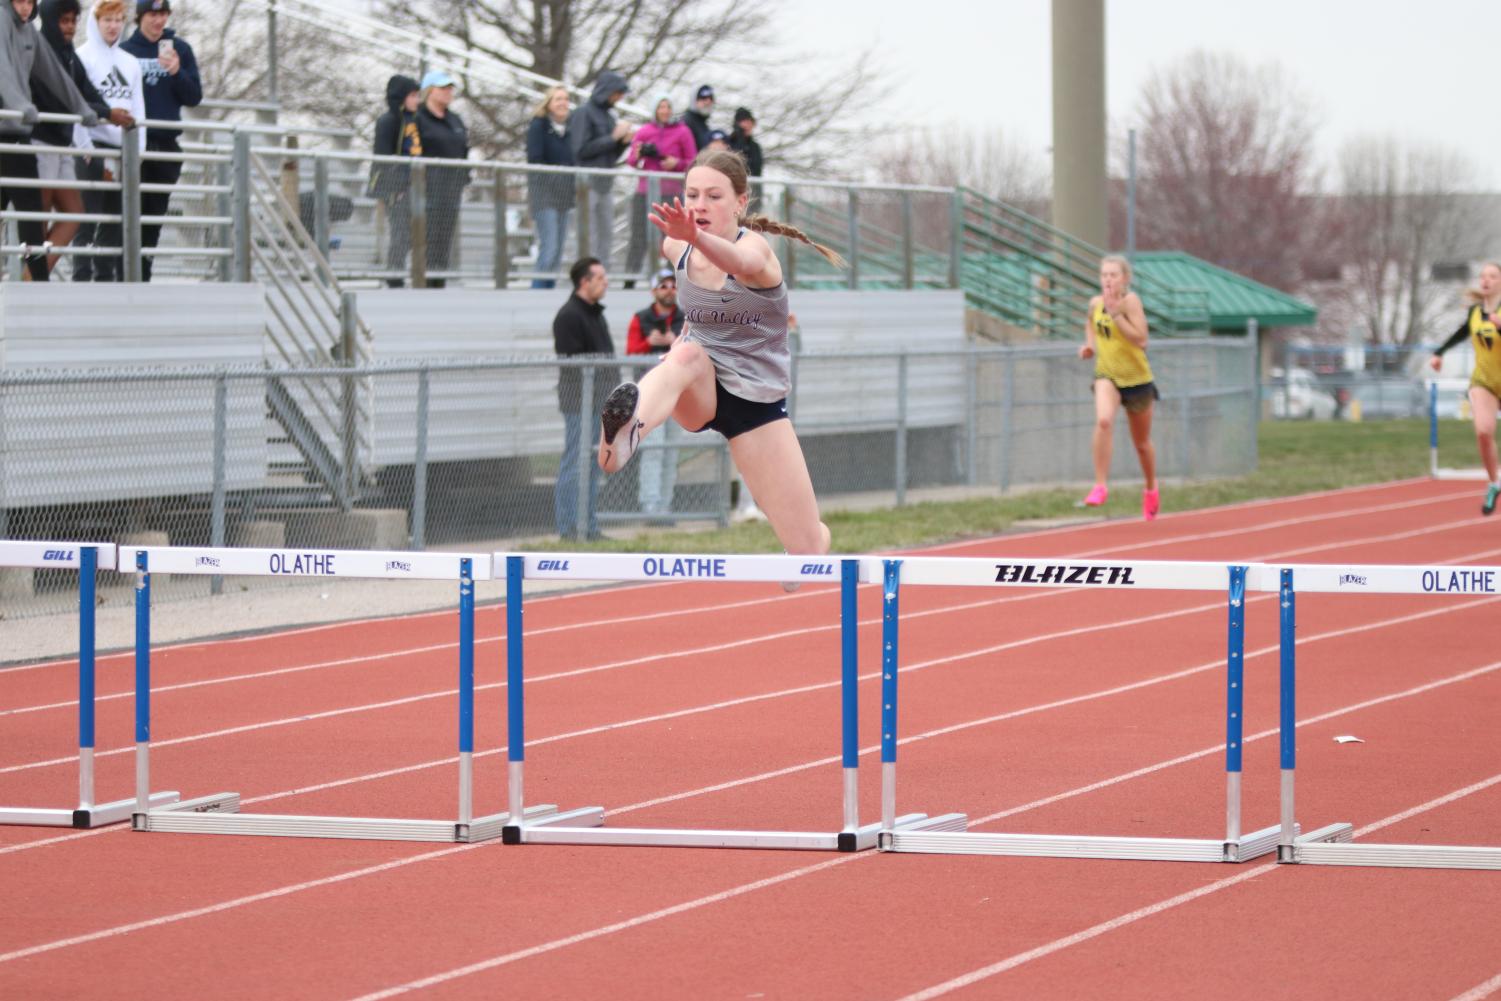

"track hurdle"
[497, 552, 966, 851]
[124, 545, 545, 843]
[1429, 381, 1493, 481]
[872, 555, 1348, 862]
[0, 541, 183, 827]
[1275, 562, 1500, 869]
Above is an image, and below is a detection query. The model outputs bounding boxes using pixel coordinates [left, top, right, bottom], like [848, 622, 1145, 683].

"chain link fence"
[1, 336, 1254, 619]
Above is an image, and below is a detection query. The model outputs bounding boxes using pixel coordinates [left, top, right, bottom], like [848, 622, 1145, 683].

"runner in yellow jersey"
[1078, 255, 1161, 520]
[1429, 260, 1501, 514]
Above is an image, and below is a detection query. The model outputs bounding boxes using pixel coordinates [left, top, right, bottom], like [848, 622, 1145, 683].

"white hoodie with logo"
[76, 3, 144, 150]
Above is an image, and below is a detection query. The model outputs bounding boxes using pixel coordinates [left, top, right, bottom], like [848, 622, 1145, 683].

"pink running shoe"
[1143, 487, 1160, 521]
[1082, 484, 1108, 507]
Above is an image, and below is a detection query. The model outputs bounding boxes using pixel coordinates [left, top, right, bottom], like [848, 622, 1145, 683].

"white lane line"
[892, 771, 1501, 1001]
[1450, 972, 1501, 1001]
[4, 643, 1496, 971]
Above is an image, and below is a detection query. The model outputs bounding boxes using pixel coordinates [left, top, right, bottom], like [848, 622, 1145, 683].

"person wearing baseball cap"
[684, 84, 714, 151]
[120, 0, 200, 280]
[414, 69, 469, 287]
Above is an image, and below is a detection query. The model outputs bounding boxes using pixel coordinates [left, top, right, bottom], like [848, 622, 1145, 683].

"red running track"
[2, 478, 1500, 1000]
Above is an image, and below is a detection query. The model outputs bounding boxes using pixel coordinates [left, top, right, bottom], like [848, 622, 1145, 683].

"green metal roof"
[1131, 252, 1317, 332]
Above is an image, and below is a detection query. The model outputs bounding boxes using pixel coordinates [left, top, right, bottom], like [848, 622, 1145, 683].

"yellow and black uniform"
[1434, 304, 1501, 401]
[1091, 298, 1159, 413]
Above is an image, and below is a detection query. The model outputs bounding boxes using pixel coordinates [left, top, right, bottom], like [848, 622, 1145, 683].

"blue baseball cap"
[421, 70, 456, 89]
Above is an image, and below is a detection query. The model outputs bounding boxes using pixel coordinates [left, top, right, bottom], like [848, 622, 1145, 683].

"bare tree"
[875, 128, 1049, 212]
[1110, 50, 1322, 293]
[1326, 136, 1486, 347]
[375, 0, 887, 171]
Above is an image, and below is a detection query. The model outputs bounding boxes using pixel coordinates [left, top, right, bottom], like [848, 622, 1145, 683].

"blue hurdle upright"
[497, 552, 966, 851]
[872, 555, 1350, 863]
[1275, 562, 1501, 870]
[124, 545, 549, 843]
[0, 541, 182, 828]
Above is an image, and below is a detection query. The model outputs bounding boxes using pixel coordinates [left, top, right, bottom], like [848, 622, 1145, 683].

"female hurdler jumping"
[597, 149, 842, 561]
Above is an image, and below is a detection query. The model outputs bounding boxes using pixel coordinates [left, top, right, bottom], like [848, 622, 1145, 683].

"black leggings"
[0, 150, 49, 280]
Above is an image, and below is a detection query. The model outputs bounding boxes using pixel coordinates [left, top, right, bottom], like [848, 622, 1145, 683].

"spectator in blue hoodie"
[119, 0, 200, 281]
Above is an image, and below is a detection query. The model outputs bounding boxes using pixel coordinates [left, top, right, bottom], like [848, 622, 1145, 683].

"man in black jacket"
[553, 256, 618, 539]
[369, 74, 419, 286]
[568, 70, 633, 268]
[730, 107, 764, 211]
[682, 84, 714, 153]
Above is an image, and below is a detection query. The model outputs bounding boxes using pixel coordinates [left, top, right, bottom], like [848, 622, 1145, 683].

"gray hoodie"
[569, 70, 630, 192]
[0, 1, 98, 138]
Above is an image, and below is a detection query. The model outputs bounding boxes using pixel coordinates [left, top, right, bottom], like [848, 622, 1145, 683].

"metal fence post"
[895, 351, 909, 505]
[266, 0, 279, 103]
[210, 373, 227, 596]
[231, 132, 251, 282]
[846, 188, 860, 290]
[901, 191, 914, 289]
[409, 160, 427, 289]
[412, 367, 430, 549]
[574, 364, 595, 541]
[643, 174, 660, 285]
[575, 174, 589, 266]
[1247, 318, 1260, 470]
[964, 346, 978, 485]
[215, 156, 232, 282]
[339, 292, 358, 510]
[781, 185, 796, 289]
[492, 167, 509, 289]
[948, 188, 963, 289]
[313, 155, 331, 270]
[121, 137, 142, 282]
[1000, 349, 1015, 492]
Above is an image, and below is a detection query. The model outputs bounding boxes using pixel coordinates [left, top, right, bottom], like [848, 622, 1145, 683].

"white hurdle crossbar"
[873, 555, 1343, 862]
[124, 545, 549, 843]
[497, 553, 966, 851]
[0, 541, 181, 827]
[1276, 562, 1500, 869]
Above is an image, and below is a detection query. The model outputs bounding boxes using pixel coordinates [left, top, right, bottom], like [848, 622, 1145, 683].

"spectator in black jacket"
[414, 69, 469, 288]
[525, 84, 574, 289]
[0, 0, 98, 280]
[553, 256, 617, 538]
[568, 70, 633, 268]
[682, 84, 714, 152]
[34, 0, 119, 276]
[120, 0, 201, 281]
[369, 74, 420, 286]
[730, 106, 763, 210]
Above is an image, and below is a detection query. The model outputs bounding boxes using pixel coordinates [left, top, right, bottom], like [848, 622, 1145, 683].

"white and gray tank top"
[676, 232, 791, 403]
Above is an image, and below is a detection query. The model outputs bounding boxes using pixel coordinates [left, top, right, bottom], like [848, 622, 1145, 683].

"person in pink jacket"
[624, 93, 696, 284]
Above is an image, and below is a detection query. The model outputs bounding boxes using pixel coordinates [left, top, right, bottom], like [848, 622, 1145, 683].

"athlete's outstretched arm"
[650, 198, 778, 285]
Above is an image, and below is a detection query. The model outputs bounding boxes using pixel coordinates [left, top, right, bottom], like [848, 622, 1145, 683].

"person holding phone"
[120, 0, 199, 281]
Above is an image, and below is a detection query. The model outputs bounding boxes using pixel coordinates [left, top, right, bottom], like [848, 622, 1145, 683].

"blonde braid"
[742, 214, 847, 269]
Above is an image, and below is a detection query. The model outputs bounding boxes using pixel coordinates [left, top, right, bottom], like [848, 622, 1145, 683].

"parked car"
[1267, 367, 1339, 420]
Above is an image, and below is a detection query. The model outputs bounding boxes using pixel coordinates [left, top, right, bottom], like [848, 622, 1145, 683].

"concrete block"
[282, 509, 410, 550]
[0, 566, 34, 600]
[230, 519, 286, 549]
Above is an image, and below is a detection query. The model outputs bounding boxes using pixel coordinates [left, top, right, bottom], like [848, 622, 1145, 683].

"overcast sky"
[770, 0, 1499, 190]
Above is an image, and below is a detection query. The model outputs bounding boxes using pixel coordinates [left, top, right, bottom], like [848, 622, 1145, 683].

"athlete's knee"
[666, 340, 709, 373]
[1096, 416, 1114, 434]
[784, 520, 831, 556]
